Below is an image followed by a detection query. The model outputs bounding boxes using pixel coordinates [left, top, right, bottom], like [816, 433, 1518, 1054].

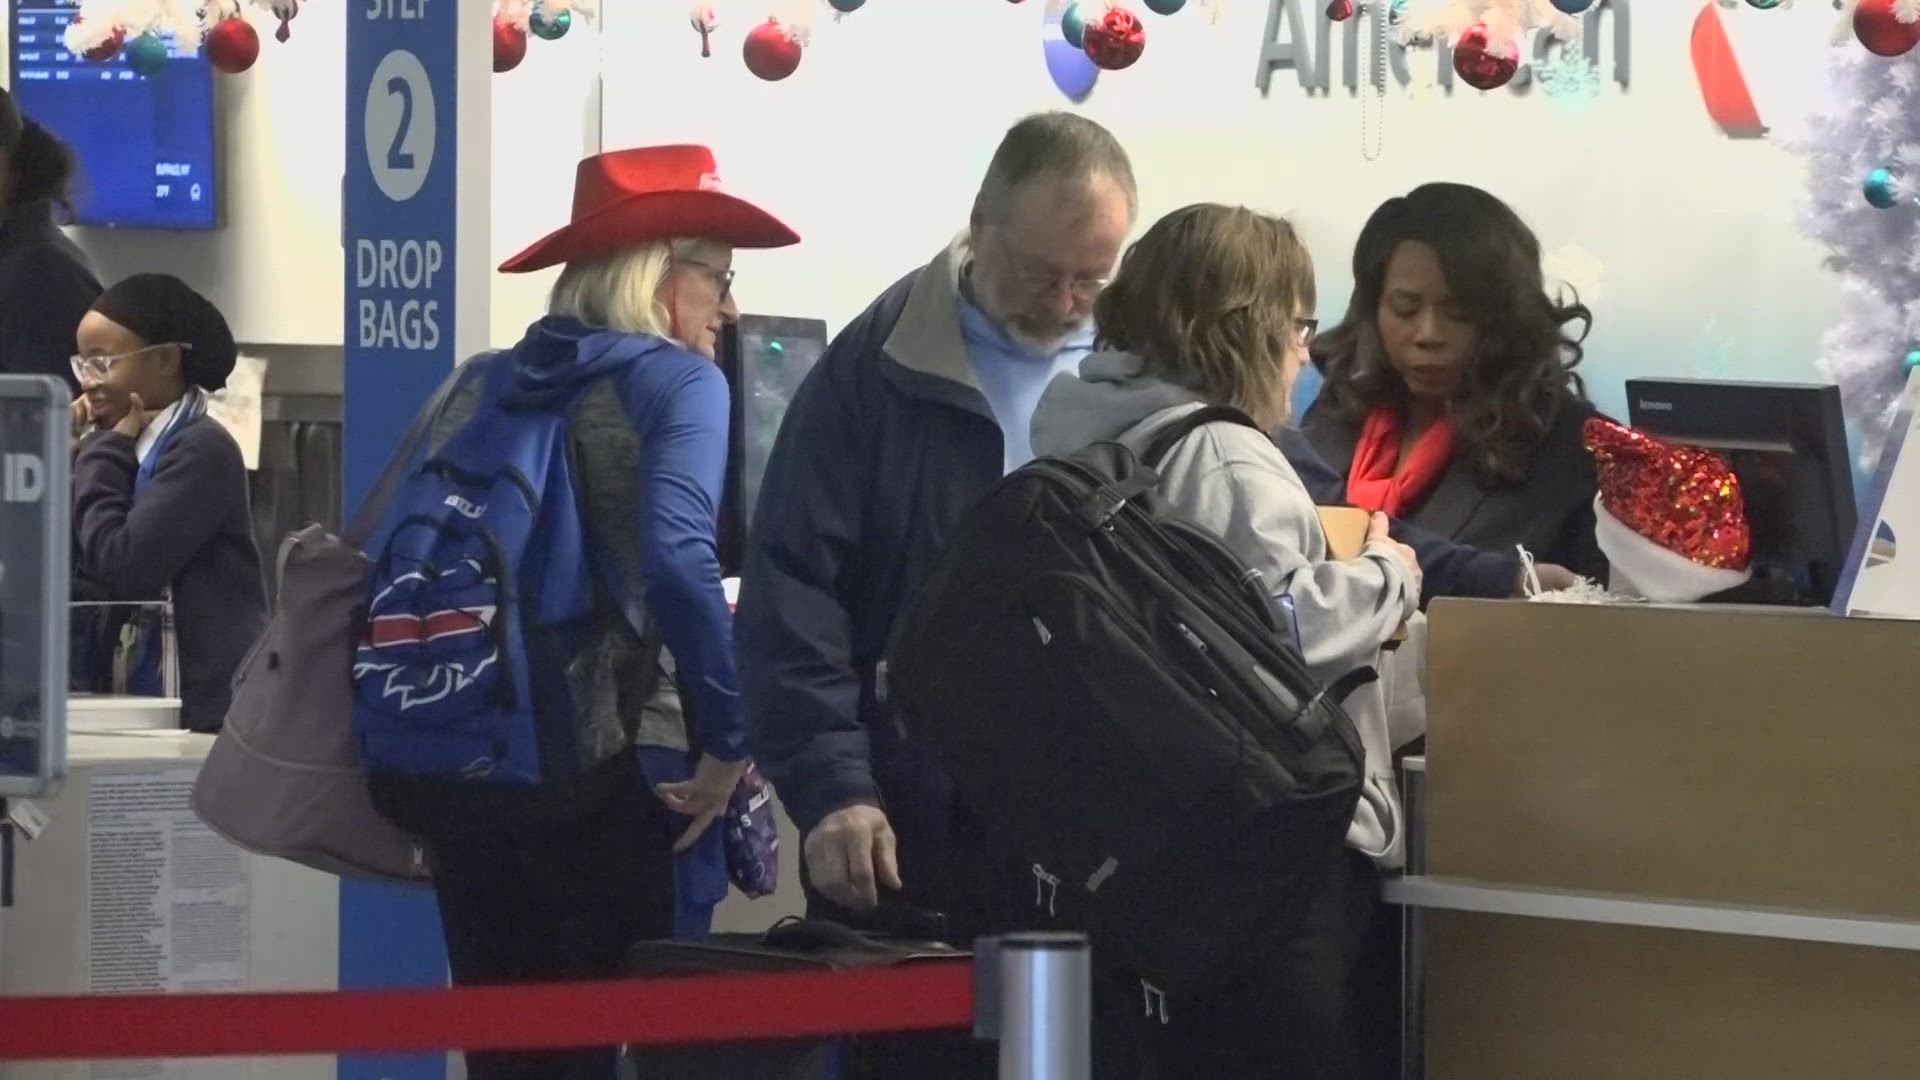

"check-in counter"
[1389, 599, 1920, 1080]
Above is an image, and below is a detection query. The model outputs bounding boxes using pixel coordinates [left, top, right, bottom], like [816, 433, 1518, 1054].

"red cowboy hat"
[498, 144, 798, 273]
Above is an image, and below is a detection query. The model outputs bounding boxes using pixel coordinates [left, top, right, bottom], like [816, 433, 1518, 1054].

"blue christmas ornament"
[126, 32, 169, 77]
[1550, 0, 1595, 13]
[1062, 2, 1088, 47]
[828, 0, 866, 11]
[1143, 0, 1187, 13]
[1865, 167, 1902, 210]
[529, 6, 570, 39]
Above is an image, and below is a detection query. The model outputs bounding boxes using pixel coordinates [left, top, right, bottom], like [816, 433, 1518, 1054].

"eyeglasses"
[69, 342, 189, 383]
[990, 237, 1108, 301]
[676, 258, 735, 301]
[1293, 318, 1319, 347]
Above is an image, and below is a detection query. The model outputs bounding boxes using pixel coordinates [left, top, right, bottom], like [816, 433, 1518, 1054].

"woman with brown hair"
[1305, 182, 1606, 580]
[1031, 203, 1414, 1079]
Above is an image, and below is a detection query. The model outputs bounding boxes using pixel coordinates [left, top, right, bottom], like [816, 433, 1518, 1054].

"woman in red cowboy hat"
[383, 144, 796, 1080]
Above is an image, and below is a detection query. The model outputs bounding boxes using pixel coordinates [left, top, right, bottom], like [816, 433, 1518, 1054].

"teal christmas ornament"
[1906, 349, 1920, 374]
[1865, 167, 1902, 210]
[1550, 0, 1594, 13]
[529, 7, 571, 40]
[828, 0, 866, 11]
[126, 32, 169, 76]
[1143, 0, 1187, 13]
[1062, 2, 1087, 47]
[1745, 0, 1786, 8]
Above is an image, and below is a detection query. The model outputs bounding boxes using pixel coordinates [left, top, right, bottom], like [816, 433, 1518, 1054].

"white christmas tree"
[1799, 47, 1920, 471]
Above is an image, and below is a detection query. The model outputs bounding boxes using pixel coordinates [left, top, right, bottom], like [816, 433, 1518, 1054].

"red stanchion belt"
[0, 963, 975, 1061]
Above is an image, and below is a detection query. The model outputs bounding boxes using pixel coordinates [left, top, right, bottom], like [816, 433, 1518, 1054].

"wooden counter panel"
[1427, 910, 1920, 1080]
[1426, 601, 1920, 919]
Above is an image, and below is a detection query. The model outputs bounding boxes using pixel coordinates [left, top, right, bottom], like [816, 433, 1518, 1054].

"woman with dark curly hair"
[1304, 182, 1607, 581]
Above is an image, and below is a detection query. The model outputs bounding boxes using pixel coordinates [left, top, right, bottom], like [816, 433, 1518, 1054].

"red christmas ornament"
[1328, 0, 1356, 21]
[493, 16, 527, 73]
[1854, 0, 1920, 57]
[205, 17, 260, 75]
[743, 19, 803, 81]
[1584, 418, 1751, 571]
[1084, 5, 1146, 70]
[78, 21, 126, 62]
[1452, 24, 1518, 91]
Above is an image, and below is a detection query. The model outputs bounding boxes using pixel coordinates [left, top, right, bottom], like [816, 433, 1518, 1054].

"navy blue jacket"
[0, 201, 99, 390]
[737, 241, 1522, 883]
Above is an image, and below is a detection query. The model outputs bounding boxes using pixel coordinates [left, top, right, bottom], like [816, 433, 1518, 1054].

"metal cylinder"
[997, 931, 1091, 1080]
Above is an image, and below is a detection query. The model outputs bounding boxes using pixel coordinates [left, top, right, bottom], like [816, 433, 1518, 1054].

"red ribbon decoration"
[1690, 2, 1765, 139]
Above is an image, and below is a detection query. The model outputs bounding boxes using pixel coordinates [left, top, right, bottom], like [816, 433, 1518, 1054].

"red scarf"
[1345, 406, 1456, 518]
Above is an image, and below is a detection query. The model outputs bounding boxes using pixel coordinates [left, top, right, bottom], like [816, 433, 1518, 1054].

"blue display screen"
[9, 1, 217, 230]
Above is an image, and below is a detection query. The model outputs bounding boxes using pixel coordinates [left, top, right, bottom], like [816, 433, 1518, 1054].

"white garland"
[1795, 48, 1920, 470]
[62, 0, 296, 54]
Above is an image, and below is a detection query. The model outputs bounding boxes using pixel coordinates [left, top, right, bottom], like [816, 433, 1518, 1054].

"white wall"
[24, 0, 1854, 421]
[599, 0, 1848, 420]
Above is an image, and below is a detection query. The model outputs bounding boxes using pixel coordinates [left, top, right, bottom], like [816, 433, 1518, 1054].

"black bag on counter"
[623, 918, 974, 1080]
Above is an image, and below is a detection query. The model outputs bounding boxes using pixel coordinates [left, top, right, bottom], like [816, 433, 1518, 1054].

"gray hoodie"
[1030, 350, 1419, 867]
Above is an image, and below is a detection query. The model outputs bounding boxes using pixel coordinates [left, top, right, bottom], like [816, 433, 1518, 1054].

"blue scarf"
[134, 387, 208, 498]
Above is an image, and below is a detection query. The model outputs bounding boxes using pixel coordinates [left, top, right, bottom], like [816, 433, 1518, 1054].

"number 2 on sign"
[386, 76, 414, 170]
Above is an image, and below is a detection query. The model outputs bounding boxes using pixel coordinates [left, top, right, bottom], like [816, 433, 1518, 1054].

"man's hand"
[1367, 512, 1423, 600]
[655, 753, 748, 853]
[803, 802, 900, 911]
[1525, 562, 1584, 596]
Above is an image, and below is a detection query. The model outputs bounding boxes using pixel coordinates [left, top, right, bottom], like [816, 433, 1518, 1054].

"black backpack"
[883, 406, 1371, 989]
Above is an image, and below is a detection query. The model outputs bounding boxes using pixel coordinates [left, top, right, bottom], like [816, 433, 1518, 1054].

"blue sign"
[342, 0, 467, 1077]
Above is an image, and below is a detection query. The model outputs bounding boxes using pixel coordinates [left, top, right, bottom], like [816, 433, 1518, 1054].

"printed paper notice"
[87, 769, 250, 994]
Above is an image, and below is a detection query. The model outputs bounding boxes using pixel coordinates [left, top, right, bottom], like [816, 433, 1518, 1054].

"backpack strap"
[1140, 405, 1265, 472]
[342, 358, 489, 548]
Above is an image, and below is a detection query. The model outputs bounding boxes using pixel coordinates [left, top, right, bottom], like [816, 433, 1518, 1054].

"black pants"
[1101, 848, 1395, 1080]
[422, 767, 676, 1080]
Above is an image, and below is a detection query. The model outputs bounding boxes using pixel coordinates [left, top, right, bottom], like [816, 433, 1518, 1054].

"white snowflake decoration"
[1534, 45, 1600, 109]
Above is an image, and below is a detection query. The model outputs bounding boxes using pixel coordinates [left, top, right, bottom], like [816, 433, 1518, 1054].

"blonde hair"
[1093, 204, 1316, 430]
[547, 238, 699, 336]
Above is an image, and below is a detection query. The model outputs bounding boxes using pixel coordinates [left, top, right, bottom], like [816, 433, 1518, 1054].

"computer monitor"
[1625, 378, 1857, 606]
[10, 0, 220, 230]
[715, 314, 829, 576]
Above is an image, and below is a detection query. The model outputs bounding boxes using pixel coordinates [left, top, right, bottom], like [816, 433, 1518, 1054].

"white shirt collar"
[135, 398, 184, 466]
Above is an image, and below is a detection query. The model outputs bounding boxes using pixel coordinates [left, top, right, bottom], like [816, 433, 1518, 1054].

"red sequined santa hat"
[1584, 417, 1753, 602]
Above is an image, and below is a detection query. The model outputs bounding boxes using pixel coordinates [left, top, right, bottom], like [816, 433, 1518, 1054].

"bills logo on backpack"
[351, 358, 624, 820]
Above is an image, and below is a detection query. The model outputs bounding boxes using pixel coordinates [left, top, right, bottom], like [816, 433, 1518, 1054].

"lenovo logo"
[1637, 400, 1676, 412]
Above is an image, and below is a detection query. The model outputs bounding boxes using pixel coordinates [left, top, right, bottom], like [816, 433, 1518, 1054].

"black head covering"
[90, 274, 236, 391]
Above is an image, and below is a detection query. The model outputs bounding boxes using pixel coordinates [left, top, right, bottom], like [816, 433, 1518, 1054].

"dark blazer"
[73, 415, 266, 732]
[0, 201, 101, 390]
[1301, 397, 1609, 583]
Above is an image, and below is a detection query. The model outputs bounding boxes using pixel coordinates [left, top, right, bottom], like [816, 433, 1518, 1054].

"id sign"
[342, 1, 486, 1077]
[0, 377, 67, 797]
